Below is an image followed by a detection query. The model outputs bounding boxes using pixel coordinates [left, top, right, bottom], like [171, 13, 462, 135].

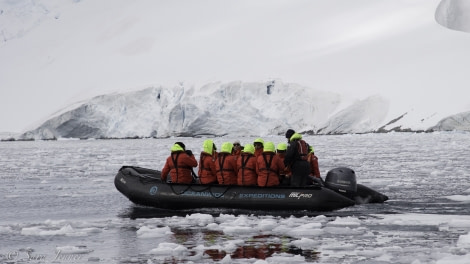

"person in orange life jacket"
[198, 139, 218, 184]
[307, 145, 321, 178]
[232, 140, 242, 161]
[256, 141, 285, 187]
[253, 138, 264, 157]
[284, 132, 311, 187]
[236, 143, 258, 186]
[276, 142, 291, 185]
[215, 142, 238, 185]
[276, 142, 287, 167]
[306, 145, 324, 186]
[161, 142, 198, 184]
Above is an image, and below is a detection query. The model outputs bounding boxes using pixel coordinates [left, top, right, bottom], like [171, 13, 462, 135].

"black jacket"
[284, 139, 308, 167]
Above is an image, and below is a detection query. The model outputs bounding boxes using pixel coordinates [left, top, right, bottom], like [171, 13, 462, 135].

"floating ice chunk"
[445, 195, 470, 203]
[186, 213, 214, 226]
[448, 219, 470, 228]
[44, 219, 68, 226]
[0, 226, 13, 234]
[266, 253, 306, 263]
[257, 219, 278, 231]
[219, 254, 232, 263]
[374, 213, 470, 226]
[457, 232, 470, 248]
[216, 214, 238, 222]
[289, 223, 323, 237]
[436, 253, 470, 264]
[357, 249, 385, 258]
[375, 253, 393, 262]
[149, 242, 187, 256]
[136, 226, 172, 238]
[55, 245, 93, 254]
[290, 237, 318, 250]
[206, 223, 220, 230]
[327, 216, 361, 226]
[219, 215, 254, 235]
[222, 225, 253, 235]
[21, 224, 86, 236]
[321, 243, 357, 251]
[324, 226, 366, 235]
[222, 239, 245, 253]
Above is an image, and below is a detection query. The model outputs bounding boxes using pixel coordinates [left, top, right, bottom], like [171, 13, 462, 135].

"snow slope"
[2, 0, 470, 137]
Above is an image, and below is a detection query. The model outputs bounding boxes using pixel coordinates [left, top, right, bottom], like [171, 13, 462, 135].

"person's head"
[202, 139, 215, 154]
[263, 142, 275, 153]
[309, 145, 314, 154]
[171, 143, 184, 152]
[221, 142, 233, 154]
[233, 140, 242, 150]
[276, 142, 287, 153]
[253, 138, 264, 150]
[175, 142, 186, 150]
[242, 143, 255, 155]
[285, 129, 295, 141]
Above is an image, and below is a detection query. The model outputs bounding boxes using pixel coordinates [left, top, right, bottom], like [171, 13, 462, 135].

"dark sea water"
[1, 133, 470, 263]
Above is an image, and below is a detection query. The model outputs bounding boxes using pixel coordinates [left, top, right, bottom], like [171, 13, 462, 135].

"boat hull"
[115, 166, 358, 212]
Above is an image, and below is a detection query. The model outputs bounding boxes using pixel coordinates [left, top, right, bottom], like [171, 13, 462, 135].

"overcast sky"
[1, 0, 470, 133]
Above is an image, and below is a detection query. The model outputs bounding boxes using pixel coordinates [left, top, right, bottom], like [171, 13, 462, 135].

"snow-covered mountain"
[435, 0, 470, 33]
[19, 81, 470, 140]
[2, 0, 470, 139]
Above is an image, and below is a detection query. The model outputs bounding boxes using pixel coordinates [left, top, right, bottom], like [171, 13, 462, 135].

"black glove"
[185, 150, 193, 156]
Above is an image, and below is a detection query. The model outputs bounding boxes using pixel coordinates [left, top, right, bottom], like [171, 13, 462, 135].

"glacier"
[2, 0, 470, 139]
[19, 81, 470, 140]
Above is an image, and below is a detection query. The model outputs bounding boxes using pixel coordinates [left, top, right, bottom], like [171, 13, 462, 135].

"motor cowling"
[325, 167, 357, 199]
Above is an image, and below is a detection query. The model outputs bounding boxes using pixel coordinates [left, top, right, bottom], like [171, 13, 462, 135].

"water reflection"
[171, 229, 320, 262]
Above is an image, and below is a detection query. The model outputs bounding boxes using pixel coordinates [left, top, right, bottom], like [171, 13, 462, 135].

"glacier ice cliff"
[19, 81, 470, 140]
[20, 81, 382, 139]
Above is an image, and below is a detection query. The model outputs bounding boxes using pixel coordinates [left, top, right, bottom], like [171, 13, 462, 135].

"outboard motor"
[325, 167, 357, 199]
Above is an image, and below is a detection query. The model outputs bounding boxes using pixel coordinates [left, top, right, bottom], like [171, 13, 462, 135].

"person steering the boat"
[284, 131, 311, 187]
[161, 142, 198, 184]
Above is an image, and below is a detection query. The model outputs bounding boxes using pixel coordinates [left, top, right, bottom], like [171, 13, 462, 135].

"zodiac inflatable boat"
[115, 166, 388, 212]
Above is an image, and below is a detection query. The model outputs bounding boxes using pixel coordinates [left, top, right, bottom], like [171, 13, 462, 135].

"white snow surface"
[1, 0, 470, 135]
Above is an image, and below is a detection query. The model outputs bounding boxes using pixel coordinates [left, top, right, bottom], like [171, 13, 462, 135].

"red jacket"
[161, 151, 198, 184]
[256, 152, 284, 187]
[236, 153, 258, 186]
[307, 153, 321, 178]
[215, 153, 238, 185]
[254, 148, 263, 157]
[198, 152, 218, 184]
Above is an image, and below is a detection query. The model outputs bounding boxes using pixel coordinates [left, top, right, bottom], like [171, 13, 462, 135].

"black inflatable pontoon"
[114, 166, 388, 212]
